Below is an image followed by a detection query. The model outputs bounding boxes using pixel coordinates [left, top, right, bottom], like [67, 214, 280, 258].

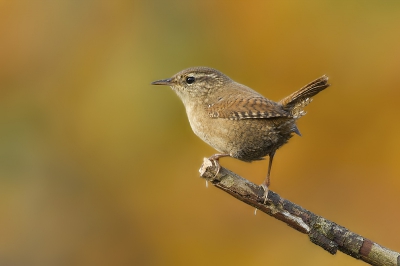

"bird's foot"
[207, 154, 229, 178]
[260, 183, 270, 204]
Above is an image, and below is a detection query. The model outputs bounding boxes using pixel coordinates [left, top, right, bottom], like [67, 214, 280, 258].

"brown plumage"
[152, 67, 330, 201]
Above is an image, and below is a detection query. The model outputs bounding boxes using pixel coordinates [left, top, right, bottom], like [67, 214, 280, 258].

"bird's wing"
[207, 96, 289, 120]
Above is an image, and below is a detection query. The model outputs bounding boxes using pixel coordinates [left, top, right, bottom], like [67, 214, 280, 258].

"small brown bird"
[152, 67, 329, 200]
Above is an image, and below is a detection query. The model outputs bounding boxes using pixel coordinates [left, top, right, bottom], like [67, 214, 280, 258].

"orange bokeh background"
[0, 1, 399, 265]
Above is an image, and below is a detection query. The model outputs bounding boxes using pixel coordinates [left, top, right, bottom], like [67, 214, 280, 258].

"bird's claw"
[207, 154, 229, 178]
[260, 183, 270, 204]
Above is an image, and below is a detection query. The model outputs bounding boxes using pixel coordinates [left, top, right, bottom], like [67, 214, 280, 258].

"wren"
[152, 67, 330, 200]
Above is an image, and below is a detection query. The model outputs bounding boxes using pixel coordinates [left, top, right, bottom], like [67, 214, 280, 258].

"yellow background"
[1, 1, 399, 265]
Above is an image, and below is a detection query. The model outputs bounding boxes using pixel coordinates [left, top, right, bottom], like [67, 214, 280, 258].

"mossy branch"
[199, 158, 399, 266]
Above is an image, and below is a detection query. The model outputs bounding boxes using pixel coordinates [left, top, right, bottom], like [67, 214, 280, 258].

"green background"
[1, 1, 399, 265]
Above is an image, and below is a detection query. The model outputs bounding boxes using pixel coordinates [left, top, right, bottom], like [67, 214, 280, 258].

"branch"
[199, 158, 400, 266]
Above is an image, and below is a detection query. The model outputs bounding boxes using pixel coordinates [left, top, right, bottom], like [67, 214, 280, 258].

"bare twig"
[199, 158, 400, 266]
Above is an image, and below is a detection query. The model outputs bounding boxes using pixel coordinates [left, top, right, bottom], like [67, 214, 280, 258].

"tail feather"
[279, 75, 330, 118]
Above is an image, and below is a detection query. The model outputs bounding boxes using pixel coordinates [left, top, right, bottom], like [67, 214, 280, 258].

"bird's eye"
[186, 76, 195, 84]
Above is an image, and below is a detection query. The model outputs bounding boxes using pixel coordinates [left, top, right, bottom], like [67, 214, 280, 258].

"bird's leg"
[208, 153, 230, 177]
[261, 151, 275, 203]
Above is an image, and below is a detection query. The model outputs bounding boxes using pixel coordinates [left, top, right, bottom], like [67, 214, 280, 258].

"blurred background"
[1, 1, 399, 265]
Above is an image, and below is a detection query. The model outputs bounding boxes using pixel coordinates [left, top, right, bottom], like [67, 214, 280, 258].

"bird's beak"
[151, 78, 173, 86]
